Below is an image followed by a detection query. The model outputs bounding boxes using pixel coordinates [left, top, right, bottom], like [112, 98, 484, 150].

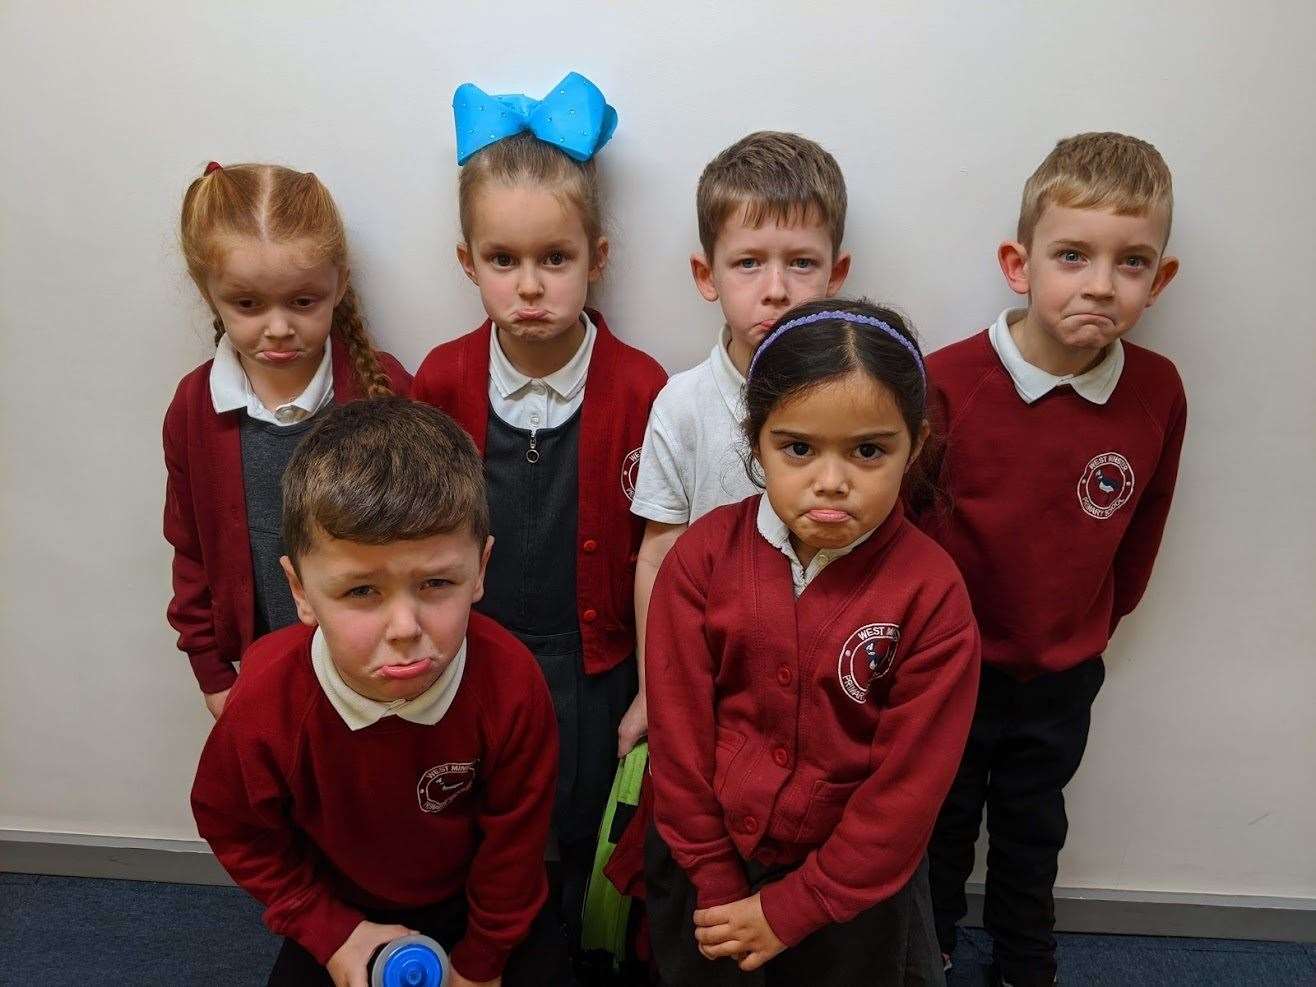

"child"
[919, 133, 1184, 987]
[645, 299, 981, 985]
[164, 162, 411, 719]
[628, 131, 852, 755]
[192, 397, 565, 987]
[411, 73, 667, 950]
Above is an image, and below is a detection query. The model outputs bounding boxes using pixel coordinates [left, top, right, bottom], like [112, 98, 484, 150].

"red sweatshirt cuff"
[289, 895, 366, 967]
[758, 871, 831, 948]
[450, 934, 509, 983]
[686, 854, 752, 910]
[190, 650, 237, 694]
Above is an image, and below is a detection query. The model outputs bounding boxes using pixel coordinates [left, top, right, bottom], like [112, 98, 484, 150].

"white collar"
[209, 335, 335, 425]
[755, 493, 875, 597]
[310, 626, 466, 731]
[711, 326, 748, 419]
[488, 312, 596, 402]
[988, 309, 1124, 405]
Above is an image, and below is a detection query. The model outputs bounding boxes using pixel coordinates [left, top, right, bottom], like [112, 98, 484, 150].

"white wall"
[2, 1, 1313, 901]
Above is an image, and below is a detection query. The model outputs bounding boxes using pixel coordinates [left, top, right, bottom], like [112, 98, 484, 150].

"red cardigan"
[916, 330, 1187, 679]
[412, 311, 666, 676]
[163, 343, 411, 693]
[192, 613, 557, 982]
[646, 496, 980, 948]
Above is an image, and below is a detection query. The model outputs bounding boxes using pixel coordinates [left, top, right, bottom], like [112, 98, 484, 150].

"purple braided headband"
[747, 310, 926, 384]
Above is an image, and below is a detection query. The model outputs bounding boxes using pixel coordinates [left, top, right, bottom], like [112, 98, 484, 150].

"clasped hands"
[692, 892, 786, 972]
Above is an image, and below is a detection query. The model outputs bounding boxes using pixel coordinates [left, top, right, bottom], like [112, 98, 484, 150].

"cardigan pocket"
[712, 726, 747, 799]
[796, 777, 863, 845]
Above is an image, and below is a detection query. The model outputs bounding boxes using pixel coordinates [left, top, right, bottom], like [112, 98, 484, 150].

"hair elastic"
[204, 161, 223, 175]
[747, 310, 926, 383]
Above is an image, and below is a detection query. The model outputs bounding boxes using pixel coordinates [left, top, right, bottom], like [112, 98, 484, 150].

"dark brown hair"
[281, 397, 489, 564]
[697, 131, 847, 260]
[180, 163, 393, 397]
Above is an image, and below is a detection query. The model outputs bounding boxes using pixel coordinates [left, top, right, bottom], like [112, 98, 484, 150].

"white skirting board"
[3, 830, 1313, 943]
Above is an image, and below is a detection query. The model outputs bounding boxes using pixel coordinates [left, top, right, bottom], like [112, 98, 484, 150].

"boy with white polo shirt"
[624, 131, 852, 755]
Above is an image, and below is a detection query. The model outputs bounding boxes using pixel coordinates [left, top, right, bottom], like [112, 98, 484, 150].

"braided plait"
[332, 285, 393, 398]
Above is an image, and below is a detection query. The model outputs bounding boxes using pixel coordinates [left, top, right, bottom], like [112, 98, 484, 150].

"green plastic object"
[580, 741, 648, 967]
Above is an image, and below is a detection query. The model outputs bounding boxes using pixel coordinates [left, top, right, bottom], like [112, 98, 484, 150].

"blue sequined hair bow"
[748, 310, 927, 383]
[453, 72, 617, 165]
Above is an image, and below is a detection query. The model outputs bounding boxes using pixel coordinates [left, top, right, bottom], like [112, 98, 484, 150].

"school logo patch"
[417, 760, 478, 814]
[1077, 452, 1135, 520]
[620, 447, 642, 501]
[838, 623, 901, 703]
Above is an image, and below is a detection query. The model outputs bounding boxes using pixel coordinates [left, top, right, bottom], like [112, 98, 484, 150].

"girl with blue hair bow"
[412, 72, 667, 972]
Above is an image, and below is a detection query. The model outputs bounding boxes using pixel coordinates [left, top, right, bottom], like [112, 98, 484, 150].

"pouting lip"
[805, 508, 852, 523]
[514, 309, 550, 321]
[258, 349, 302, 361]
[376, 656, 436, 680]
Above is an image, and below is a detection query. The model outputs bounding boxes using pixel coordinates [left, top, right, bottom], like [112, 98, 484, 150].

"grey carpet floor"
[1, 872, 1313, 985]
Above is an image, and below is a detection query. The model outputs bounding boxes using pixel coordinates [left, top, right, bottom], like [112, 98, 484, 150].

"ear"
[825, 250, 852, 296]
[333, 267, 350, 307]
[690, 252, 719, 302]
[1145, 255, 1180, 307]
[905, 419, 932, 471]
[280, 556, 319, 627]
[998, 240, 1031, 296]
[456, 242, 480, 286]
[588, 236, 610, 283]
[470, 536, 494, 604]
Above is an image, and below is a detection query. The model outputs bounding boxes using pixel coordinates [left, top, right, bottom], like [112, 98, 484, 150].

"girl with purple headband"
[644, 298, 980, 985]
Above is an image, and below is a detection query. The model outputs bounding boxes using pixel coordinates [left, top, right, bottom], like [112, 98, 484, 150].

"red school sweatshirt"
[917, 330, 1186, 679]
[191, 613, 558, 983]
[162, 343, 411, 694]
[411, 310, 667, 675]
[645, 496, 981, 948]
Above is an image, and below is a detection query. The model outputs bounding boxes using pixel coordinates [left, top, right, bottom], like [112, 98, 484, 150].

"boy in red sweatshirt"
[192, 397, 564, 987]
[918, 133, 1185, 987]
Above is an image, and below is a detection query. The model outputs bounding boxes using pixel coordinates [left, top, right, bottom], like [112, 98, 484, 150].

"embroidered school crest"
[838, 623, 900, 703]
[1077, 452, 1135, 520]
[620, 447, 642, 501]
[417, 760, 478, 814]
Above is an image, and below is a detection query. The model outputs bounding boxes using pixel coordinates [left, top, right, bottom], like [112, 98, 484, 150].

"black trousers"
[927, 657, 1105, 987]
[266, 894, 571, 986]
[645, 827, 945, 987]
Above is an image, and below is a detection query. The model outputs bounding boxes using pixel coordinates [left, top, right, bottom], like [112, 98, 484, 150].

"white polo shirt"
[631, 327, 760, 526]
[754, 494, 875, 597]
[310, 626, 467, 731]
[487, 313, 597, 429]
[209, 335, 335, 425]
[988, 309, 1124, 406]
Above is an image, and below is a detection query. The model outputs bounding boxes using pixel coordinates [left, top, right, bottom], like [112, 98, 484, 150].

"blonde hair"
[457, 133, 603, 259]
[180, 163, 393, 397]
[1018, 132, 1174, 247]
[697, 131, 847, 260]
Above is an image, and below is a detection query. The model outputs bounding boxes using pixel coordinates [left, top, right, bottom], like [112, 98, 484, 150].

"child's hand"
[449, 972, 500, 987]
[693, 892, 786, 971]
[326, 920, 413, 987]
[617, 690, 647, 756]
[203, 687, 230, 721]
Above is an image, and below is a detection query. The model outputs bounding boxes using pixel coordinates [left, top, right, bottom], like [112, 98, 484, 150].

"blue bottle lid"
[378, 938, 445, 987]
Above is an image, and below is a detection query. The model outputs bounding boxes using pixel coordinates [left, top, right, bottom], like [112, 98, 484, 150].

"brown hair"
[696, 131, 847, 260]
[1018, 132, 1174, 247]
[281, 396, 490, 565]
[458, 133, 604, 259]
[180, 163, 393, 397]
